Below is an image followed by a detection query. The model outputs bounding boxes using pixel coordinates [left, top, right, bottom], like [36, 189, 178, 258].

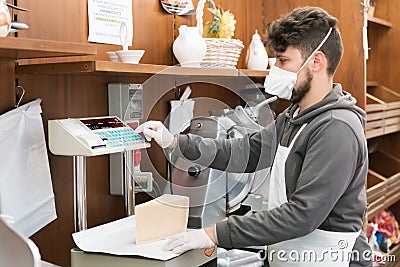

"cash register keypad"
[96, 128, 145, 148]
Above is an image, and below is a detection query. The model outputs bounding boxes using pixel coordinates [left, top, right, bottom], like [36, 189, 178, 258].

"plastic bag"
[0, 99, 56, 237]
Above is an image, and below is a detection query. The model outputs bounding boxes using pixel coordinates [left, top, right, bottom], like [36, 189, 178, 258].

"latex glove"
[163, 229, 215, 254]
[135, 121, 175, 148]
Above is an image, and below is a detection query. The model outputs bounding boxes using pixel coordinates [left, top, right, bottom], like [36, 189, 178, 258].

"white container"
[173, 25, 206, 68]
[116, 50, 145, 64]
[0, 0, 11, 37]
[246, 30, 268, 70]
[106, 51, 120, 62]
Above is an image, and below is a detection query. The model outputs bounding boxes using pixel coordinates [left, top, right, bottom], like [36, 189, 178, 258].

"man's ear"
[310, 51, 327, 72]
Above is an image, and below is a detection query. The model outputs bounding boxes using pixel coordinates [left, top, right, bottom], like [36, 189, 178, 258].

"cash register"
[49, 116, 149, 157]
[48, 116, 150, 232]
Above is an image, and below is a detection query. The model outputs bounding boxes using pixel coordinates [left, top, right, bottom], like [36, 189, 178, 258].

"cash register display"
[80, 117, 146, 149]
[80, 117, 125, 130]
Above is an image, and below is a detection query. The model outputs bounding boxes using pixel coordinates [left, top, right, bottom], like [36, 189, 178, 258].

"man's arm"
[171, 121, 277, 173]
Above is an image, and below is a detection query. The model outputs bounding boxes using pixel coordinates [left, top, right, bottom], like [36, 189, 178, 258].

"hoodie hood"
[285, 84, 366, 128]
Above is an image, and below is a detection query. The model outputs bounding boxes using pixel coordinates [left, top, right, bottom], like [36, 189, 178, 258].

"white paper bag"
[0, 99, 56, 237]
[168, 99, 195, 135]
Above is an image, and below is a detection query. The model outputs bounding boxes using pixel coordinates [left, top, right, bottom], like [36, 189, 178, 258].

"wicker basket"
[196, 0, 244, 69]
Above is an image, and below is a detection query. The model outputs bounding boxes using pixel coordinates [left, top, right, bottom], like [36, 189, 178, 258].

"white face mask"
[264, 28, 333, 100]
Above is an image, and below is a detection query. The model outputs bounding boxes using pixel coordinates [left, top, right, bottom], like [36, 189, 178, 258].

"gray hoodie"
[174, 84, 372, 266]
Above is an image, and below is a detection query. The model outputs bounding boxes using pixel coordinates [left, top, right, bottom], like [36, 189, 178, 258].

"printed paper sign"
[88, 0, 133, 45]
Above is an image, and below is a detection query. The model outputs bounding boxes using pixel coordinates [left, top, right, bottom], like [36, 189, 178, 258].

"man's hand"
[163, 229, 215, 254]
[135, 121, 175, 149]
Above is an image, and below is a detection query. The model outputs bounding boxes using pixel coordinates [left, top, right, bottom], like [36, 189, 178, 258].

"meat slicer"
[164, 97, 277, 228]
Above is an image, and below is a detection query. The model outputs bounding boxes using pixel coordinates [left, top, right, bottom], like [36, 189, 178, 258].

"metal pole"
[73, 156, 87, 232]
[124, 150, 135, 216]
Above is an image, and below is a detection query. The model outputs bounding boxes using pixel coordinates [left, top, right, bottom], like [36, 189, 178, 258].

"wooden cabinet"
[365, 1, 400, 217]
[364, 0, 400, 264]
[365, 14, 400, 140]
[0, 0, 399, 266]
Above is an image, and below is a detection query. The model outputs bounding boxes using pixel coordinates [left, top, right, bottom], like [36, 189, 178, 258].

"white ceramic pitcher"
[173, 25, 206, 68]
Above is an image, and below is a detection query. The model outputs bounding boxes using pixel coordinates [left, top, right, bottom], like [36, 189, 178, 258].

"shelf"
[367, 84, 400, 105]
[16, 60, 269, 77]
[366, 93, 385, 112]
[367, 109, 400, 122]
[0, 37, 97, 59]
[367, 149, 400, 219]
[369, 150, 400, 180]
[367, 16, 393, 28]
[366, 80, 380, 87]
[367, 169, 387, 219]
[367, 169, 387, 202]
[366, 111, 400, 139]
[365, 85, 400, 139]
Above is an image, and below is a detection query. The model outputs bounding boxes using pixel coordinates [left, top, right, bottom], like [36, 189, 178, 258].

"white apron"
[267, 124, 360, 267]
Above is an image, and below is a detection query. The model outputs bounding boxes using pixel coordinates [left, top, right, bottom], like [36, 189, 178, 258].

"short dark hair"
[265, 6, 343, 76]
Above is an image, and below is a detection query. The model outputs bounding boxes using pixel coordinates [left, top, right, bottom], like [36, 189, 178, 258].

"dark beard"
[291, 69, 312, 104]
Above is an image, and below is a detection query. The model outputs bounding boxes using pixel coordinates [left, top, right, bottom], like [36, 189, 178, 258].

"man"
[137, 6, 372, 266]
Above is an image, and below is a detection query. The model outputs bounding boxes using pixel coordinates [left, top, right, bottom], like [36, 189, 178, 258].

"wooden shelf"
[368, 16, 393, 28]
[366, 85, 400, 139]
[366, 80, 380, 87]
[366, 169, 387, 219]
[16, 60, 269, 77]
[367, 150, 400, 219]
[0, 37, 97, 59]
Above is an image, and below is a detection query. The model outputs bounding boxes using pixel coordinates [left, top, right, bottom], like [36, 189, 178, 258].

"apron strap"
[269, 123, 308, 171]
[287, 123, 307, 150]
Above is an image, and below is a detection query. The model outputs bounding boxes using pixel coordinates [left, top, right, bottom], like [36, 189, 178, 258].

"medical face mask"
[264, 28, 333, 100]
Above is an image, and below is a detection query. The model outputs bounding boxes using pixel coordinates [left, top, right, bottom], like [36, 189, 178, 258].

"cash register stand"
[73, 150, 135, 232]
[73, 156, 87, 232]
[124, 150, 135, 216]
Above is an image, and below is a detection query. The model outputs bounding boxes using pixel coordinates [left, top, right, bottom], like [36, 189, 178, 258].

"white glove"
[135, 121, 175, 148]
[163, 229, 215, 254]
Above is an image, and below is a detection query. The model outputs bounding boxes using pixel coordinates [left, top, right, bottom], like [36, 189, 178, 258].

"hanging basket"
[196, 0, 244, 69]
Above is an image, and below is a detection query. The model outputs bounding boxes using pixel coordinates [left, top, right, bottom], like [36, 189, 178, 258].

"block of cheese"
[135, 194, 189, 244]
